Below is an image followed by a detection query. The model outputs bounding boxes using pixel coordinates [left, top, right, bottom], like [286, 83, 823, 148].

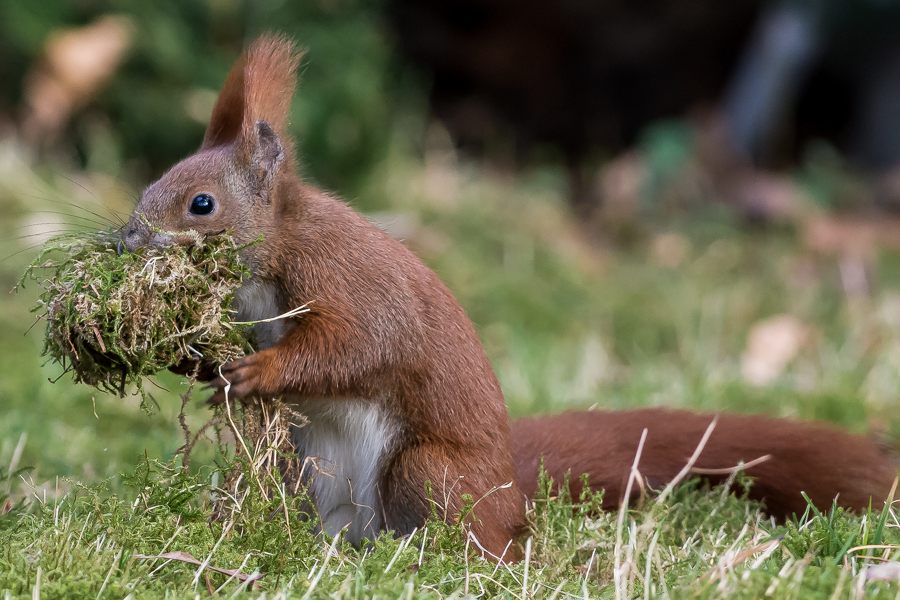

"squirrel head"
[122, 34, 302, 271]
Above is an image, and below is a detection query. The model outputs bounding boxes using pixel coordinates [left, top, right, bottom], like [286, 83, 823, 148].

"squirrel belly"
[233, 278, 404, 545]
[293, 398, 401, 544]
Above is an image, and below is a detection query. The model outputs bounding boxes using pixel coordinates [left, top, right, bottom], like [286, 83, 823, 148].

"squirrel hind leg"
[380, 443, 526, 561]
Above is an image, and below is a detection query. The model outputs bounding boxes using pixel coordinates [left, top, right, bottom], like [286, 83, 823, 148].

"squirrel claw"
[170, 356, 219, 382]
[205, 353, 269, 403]
[203, 380, 226, 405]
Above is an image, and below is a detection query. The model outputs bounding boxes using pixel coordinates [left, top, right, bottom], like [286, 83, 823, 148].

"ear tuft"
[201, 34, 303, 151]
[201, 54, 246, 149]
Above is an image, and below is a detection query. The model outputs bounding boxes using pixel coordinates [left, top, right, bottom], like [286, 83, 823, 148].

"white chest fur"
[292, 399, 400, 544]
[233, 279, 289, 349]
[233, 279, 400, 545]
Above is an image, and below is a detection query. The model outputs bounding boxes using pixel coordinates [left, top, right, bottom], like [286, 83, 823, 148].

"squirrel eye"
[189, 193, 215, 216]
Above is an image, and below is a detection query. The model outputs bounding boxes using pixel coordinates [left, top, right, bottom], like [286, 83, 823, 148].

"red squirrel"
[122, 35, 899, 560]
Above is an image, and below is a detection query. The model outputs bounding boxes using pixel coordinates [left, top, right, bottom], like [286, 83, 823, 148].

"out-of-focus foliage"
[0, 0, 398, 197]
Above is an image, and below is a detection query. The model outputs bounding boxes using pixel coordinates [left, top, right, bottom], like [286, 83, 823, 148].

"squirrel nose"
[122, 226, 147, 253]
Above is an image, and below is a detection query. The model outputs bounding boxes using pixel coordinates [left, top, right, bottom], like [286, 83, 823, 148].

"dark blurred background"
[3, 0, 900, 214]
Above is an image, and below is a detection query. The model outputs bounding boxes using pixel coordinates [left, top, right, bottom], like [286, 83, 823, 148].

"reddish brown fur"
[202, 35, 301, 154]
[124, 34, 525, 558]
[123, 34, 898, 560]
[513, 410, 899, 518]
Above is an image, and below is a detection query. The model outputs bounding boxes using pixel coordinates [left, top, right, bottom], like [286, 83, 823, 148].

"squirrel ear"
[237, 120, 284, 196]
[202, 34, 300, 152]
[253, 120, 284, 178]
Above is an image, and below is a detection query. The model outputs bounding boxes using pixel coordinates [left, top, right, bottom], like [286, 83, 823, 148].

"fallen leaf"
[735, 173, 809, 223]
[865, 561, 900, 582]
[803, 215, 900, 258]
[21, 15, 133, 145]
[596, 151, 645, 226]
[741, 315, 808, 386]
[651, 233, 690, 268]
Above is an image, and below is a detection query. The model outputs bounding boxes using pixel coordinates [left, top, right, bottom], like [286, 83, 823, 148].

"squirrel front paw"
[206, 352, 277, 404]
[169, 356, 218, 382]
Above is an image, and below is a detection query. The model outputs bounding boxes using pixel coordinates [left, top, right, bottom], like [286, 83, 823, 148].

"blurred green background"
[1, 0, 899, 496]
[0, 0, 400, 198]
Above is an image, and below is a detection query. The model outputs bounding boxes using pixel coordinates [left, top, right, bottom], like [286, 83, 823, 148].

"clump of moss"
[19, 228, 253, 400]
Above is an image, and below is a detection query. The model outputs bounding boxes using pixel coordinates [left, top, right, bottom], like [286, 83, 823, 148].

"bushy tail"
[511, 409, 899, 518]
